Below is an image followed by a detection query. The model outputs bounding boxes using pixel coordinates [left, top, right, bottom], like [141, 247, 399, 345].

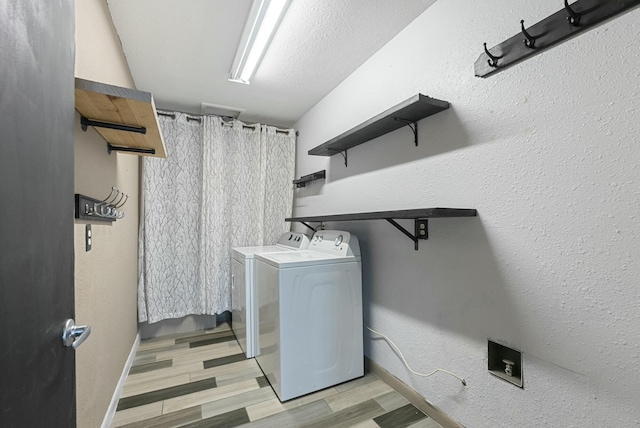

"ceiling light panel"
[229, 0, 291, 84]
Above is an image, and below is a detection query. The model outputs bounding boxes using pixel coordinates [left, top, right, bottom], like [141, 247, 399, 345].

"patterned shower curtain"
[138, 113, 296, 323]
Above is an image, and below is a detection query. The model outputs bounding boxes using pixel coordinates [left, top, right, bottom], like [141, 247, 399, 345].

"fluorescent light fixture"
[229, 0, 290, 84]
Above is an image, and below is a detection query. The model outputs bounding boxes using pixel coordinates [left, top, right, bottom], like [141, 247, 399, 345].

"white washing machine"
[254, 230, 363, 401]
[231, 232, 310, 358]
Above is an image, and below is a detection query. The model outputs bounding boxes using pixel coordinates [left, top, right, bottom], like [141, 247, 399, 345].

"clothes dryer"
[231, 232, 309, 358]
[254, 230, 363, 401]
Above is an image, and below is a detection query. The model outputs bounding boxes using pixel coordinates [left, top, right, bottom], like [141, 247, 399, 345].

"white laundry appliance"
[254, 230, 363, 401]
[231, 232, 310, 358]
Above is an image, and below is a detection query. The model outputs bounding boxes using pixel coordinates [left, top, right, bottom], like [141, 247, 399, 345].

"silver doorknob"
[62, 318, 91, 349]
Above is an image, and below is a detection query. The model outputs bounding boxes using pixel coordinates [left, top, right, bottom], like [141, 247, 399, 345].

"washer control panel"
[309, 230, 359, 256]
[276, 232, 310, 249]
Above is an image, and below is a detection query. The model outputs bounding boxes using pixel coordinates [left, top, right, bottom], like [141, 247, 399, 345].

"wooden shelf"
[308, 94, 449, 162]
[74, 78, 167, 158]
[287, 208, 477, 250]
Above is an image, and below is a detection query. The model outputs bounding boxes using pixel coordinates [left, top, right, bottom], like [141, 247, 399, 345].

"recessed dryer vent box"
[488, 339, 523, 388]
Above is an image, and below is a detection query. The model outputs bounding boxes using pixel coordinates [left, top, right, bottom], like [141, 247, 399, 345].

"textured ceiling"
[107, 0, 436, 127]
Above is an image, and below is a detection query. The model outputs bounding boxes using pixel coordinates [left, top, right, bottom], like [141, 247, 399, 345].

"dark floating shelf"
[286, 208, 477, 250]
[475, 0, 640, 78]
[308, 94, 449, 166]
[293, 170, 326, 188]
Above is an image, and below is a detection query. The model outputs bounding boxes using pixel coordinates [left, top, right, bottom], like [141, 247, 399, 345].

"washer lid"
[232, 245, 288, 260]
[255, 250, 360, 268]
[232, 232, 311, 260]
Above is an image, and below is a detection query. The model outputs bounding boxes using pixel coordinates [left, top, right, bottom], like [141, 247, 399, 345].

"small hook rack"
[475, 0, 640, 78]
[74, 187, 129, 222]
[293, 170, 326, 188]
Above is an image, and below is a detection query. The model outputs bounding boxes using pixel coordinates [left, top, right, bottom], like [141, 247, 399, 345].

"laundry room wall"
[292, 1, 640, 427]
[74, 1, 139, 427]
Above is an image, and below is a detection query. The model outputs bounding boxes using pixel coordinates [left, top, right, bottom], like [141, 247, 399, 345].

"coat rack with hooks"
[475, 0, 640, 78]
[74, 187, 128, 222]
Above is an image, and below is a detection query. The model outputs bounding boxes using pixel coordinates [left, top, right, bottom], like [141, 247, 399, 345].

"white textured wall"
[292, 1, 640, 426]
[74, 1, 139, 427]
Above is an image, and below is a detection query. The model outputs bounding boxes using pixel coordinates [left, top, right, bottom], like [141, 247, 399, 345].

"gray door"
[0, 1, 77, 426]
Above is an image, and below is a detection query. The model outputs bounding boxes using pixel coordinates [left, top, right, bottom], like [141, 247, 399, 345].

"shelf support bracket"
[107, 144, 156, 155]
[327, 148, 348, 167]
[340, 150, 348, 167]
[300, 222, 317, 233]
[385, 218, 428, 250]
[81, 115, 147, 134]
[393, 118, 418, 146]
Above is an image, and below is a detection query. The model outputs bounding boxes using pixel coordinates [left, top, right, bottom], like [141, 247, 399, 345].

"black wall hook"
[483, 43, 503, 68]
[520, 20, 537, 48]
[564, 0, 581, 25]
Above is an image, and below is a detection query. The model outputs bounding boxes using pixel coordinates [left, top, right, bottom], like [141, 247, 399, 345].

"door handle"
[62, 318, 91, 349]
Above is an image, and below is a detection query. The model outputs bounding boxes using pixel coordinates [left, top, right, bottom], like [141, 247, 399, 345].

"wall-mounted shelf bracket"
[107, 143, 156, 155]
[80, 115, 147, 134]
[385, 218, 428, 250]
[339, 150, 348, 167]
[327, 149, 348, 167]
[393, 118, 418, 146]
[300, 222, 318, 233]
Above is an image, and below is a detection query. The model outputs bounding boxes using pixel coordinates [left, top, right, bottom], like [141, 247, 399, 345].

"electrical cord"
[364, 324, 467, 387]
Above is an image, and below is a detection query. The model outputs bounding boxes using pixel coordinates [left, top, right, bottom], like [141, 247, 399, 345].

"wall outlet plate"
[85, 224, 92, 252]
[488, 339, 523, 388]
[415, 219, 428, 239]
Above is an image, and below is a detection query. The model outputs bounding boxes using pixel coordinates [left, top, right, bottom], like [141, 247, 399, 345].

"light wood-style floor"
[111, 323, 443, 428]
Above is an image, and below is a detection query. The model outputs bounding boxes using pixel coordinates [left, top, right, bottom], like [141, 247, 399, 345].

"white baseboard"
[101, 332, 141, 428]
[138, 314, 217, 339]
[365, 357, 465, 428]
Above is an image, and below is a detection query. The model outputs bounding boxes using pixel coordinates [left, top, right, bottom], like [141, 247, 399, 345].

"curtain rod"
[157, 110, 296, 135]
